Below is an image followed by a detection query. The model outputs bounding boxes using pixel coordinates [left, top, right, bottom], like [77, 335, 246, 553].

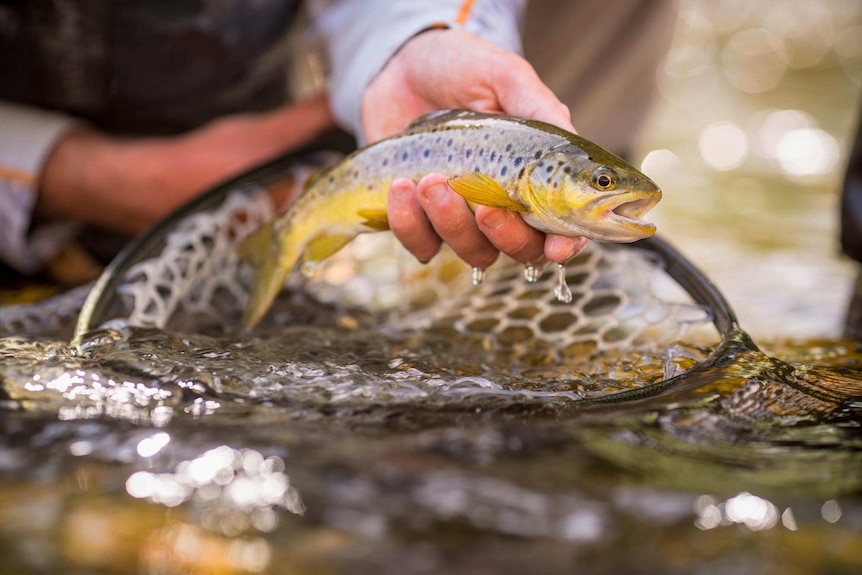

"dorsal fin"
[298, 151, 344, 192]
[405, 109, 463, 132]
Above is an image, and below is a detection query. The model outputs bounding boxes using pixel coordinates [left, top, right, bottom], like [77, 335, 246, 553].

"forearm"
[38, 96, 335, 236]
[38, 127, 215, 235]
[311, 0, 527, 141]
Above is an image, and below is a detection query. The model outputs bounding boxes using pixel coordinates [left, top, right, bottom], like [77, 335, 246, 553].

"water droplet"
[554, 264, 573, 303]
[300, 261, 317, 278]
[471, 267, 486, 286]
[523, 263, 546, 283]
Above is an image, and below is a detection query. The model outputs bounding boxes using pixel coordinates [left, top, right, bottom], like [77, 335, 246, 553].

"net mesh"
[71, 181, 718, 362]
[114, 189, 274, 331]
[0, 159, 719, 374]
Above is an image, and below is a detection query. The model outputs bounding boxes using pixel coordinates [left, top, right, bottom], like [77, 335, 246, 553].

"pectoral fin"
[448, 172, 529, 212]
[357, 208, 390, 231]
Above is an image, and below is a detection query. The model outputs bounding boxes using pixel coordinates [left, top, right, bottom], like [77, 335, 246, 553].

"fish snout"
[590, 189, 662, 242]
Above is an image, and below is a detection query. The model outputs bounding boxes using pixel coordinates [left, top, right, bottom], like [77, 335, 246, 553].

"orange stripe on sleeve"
[455, 0, 475, 25]
[0, 164, 35, 186]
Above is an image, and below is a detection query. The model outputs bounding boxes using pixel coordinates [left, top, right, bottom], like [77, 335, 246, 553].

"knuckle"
[506, 237, 538, 260]
[432, 212, 473, 241]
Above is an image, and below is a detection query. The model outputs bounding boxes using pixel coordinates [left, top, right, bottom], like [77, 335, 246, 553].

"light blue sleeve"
[0, 101, 79, 274]
[308, 0, 527, 142]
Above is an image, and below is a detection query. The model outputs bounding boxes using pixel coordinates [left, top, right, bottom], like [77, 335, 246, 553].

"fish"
[239, 109, 661, 327]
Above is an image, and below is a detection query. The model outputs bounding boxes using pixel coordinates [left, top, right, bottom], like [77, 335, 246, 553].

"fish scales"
[286, 115, 566, 227]
[241, 110, 661, 327]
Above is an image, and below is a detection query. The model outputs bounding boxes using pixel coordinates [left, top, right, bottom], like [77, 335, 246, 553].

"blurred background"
[636, 0, 861, 340]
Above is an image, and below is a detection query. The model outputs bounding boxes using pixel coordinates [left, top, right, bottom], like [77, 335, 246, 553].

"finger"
[475, 206, 546, 264]
[388, 177, 443, 263]
[544, 234, 588, 264]
[417, 174, 499, 269]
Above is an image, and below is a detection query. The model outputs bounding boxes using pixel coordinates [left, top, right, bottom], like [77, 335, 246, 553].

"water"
[2, 256, 861, 574]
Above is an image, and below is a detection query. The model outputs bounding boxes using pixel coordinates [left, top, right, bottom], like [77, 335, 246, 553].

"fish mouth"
[600, 193, 661, 235]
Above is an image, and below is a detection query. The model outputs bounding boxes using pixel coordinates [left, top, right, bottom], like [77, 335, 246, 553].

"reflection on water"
[2, 1, 862, 574]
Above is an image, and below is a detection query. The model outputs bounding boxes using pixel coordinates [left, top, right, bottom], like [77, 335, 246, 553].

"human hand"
[37, 96, 333, 235]
[361, 29, 586, 267]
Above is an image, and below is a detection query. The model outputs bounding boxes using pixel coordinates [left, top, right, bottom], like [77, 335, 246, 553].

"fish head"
[522, 143, 662, 243]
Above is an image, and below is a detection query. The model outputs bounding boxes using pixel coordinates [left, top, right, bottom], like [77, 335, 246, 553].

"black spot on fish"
[501, 166, 508, 176]
[534, 150, 542, 159]
[382, 159, 389, 167]
[402, 152, 408, 161]
[490, 151, 496, 162]
[545, 164, 554, 173]
[506, 143, 513, 152]
[478, 148, 484, 156]
[546, 177, 553, 185]
[484, 133, 491, 141]
[423, 149, 430, 158]
[563, 166, 573, 174]
[436, 136, 442, 144]
[447, 138, 453, 147]
[475, 165, 481, 172]
[514, 157, 523, 167]
[466, 149, 473, 158]
[448, 154, 453, 162]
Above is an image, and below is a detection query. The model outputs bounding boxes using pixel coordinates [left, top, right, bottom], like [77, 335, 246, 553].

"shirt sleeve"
[0, 101, 79, 274]
[308, 0, 527, 142]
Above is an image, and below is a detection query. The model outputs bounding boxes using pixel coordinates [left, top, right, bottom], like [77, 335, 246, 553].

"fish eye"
[591, 168, 618, 191]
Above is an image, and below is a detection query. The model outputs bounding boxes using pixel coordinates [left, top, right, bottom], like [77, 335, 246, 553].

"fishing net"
[47, 143, 739, 405]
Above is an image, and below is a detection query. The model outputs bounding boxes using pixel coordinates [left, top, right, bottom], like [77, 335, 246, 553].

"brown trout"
[239, 110, 661, 327]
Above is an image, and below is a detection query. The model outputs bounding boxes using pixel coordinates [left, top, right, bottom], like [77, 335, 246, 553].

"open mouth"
[604, 194, 661, 229]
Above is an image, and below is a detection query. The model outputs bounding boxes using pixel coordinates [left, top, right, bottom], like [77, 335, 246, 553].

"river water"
[2, 1, 862, 574]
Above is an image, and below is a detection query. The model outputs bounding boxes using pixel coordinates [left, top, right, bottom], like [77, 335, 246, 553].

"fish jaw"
[591, 189, 662, 242]
[546, 189, 661, 243]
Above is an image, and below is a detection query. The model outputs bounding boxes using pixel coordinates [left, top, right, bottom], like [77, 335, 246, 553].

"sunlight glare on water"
[125, 446, 303, 537]
[136, 432, 170, 458]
